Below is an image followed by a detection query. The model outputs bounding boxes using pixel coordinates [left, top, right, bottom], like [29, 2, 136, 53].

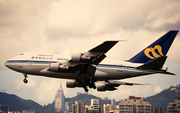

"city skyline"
[1, 83, 180, 113]
[0, 0, 180, 105]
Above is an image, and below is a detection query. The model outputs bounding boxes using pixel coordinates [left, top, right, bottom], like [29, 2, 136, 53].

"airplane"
[5, 30, 179, 92]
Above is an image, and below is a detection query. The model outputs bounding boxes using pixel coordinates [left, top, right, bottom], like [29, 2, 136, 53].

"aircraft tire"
[92, 85, 96, 89]
[23, 79, 28, 83]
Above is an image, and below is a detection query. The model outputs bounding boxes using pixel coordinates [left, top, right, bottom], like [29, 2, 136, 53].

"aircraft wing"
[55, 41, 118, 77]
[97, 80, 148, 91]
[61, 41, 118, 67]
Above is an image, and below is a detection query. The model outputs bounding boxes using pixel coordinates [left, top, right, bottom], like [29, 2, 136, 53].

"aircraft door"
[28, 60, 32, 66]
[124, 66, 129, 72]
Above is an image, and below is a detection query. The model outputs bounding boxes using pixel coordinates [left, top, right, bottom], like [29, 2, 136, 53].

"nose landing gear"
[23, 73, 28, 83]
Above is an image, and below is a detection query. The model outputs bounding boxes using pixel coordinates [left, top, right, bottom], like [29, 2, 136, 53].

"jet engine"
[71, 53, 91, 62]
[50, 63, 69, 71]
[97, 83, 117, 91]
[66, 80, 82, 88]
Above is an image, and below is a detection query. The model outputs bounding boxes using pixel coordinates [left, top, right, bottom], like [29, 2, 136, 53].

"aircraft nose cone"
[4, 61, 9, 68]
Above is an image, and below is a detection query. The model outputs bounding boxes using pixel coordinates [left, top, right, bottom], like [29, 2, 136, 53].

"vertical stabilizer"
[128, 30, 178, 63]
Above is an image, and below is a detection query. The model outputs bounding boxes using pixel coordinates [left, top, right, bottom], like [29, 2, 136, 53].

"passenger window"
[46, 58, 49, 60]
[35, 57, 38, 59]
[39, 57, 42, 59]
[32, 57, 34, 59]
[43, 57, 45, 59]
[50, 58, 52, 60]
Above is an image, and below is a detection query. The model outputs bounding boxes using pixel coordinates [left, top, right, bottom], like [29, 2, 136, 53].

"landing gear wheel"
[23, 73, 28, 84]
[89, 84, 92, 88]
[84, 88, 89, 92]
[92, 85, 96, 89]
[23, 79, 28, 83]
[76, 77, 82, 85]
[89, 79, 96, 89]
[83, 86, 89, 92]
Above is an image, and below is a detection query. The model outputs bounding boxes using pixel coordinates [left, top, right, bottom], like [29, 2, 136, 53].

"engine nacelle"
[97, 84, 106, 91]
[161, 65, 168, 71]
[50, 63, 69, 72]
[97, 83, 117, 91]
[50, 63, 59, 71]
[66, 80, 82, 88]
[66, 80, 76, 88]
[71, 53, 91, 62]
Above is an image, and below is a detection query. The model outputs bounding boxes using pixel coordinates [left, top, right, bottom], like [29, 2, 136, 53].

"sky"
[0, 0, 180, 106]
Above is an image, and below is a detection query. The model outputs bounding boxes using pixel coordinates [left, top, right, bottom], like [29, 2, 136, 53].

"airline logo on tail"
[144, 45, 164, 59]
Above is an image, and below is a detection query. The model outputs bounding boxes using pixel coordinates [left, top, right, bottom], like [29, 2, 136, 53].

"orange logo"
[144, 45, 164, 59]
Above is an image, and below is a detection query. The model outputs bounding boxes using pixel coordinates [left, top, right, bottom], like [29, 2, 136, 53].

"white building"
[104, 104, 117, 113]
[65, 102, 69, 111]
[55, 84, 65, 113]
[91, 99, 100, 111]
[111, 99, 116, 105]
[167, 99, 180, 113]
[119, 96, 151, 113]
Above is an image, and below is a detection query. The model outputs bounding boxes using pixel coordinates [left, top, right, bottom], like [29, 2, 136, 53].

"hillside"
[0, 92, 42, 111]
[145, 84, 180, 113]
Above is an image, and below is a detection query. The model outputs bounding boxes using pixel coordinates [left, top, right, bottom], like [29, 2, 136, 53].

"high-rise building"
[167, 98, 180, 113]
[111, 99, 116, 105]
[55, 84, 65, 113]
[118, 96, 151, 113]
[72, 101, 85, 113]
[91, 99, 100, 111]
[104, 104, 116, 113]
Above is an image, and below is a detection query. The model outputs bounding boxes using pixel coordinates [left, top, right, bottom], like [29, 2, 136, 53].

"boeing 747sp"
[5, 30, 179, 92]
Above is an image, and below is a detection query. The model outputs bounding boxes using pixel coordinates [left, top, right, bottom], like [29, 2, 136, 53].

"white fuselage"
[5, 52, 154, 81]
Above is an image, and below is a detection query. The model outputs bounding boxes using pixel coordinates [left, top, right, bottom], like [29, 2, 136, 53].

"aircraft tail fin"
[128, 30, 178, 63]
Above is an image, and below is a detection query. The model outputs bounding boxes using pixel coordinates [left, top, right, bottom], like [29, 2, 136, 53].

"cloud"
[145, 0, 180, 30]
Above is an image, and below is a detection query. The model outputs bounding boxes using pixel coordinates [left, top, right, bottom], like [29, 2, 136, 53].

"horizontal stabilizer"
[156, 71, 176, 75]
[136, 56, 167, 70]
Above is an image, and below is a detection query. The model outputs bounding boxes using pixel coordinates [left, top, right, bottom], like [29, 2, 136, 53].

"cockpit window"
[20, 53, 24, 55]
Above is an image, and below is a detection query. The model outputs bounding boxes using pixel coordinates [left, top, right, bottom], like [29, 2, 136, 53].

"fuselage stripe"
[5, 60, 139, 70]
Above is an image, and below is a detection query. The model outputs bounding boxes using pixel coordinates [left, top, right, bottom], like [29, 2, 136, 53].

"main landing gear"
[23, 73, 28, 83]
[76, 77, 96, 92]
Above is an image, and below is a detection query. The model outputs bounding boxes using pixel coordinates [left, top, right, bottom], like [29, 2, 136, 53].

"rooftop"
[128, 96, 141, 99]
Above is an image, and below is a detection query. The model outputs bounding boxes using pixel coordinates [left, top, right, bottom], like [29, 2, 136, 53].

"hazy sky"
[0, 0, 180, 105]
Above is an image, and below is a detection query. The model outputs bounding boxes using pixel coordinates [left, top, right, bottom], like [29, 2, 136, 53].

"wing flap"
[107, 80, 147, 87]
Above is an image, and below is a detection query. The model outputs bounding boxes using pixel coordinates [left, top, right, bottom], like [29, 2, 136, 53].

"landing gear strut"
[88, 79, 96, 89]
[83, 85, 89, 92]
[75, 77, 82, 85]
[75, 70, 96, 92]
[23, 73, 28, 83]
